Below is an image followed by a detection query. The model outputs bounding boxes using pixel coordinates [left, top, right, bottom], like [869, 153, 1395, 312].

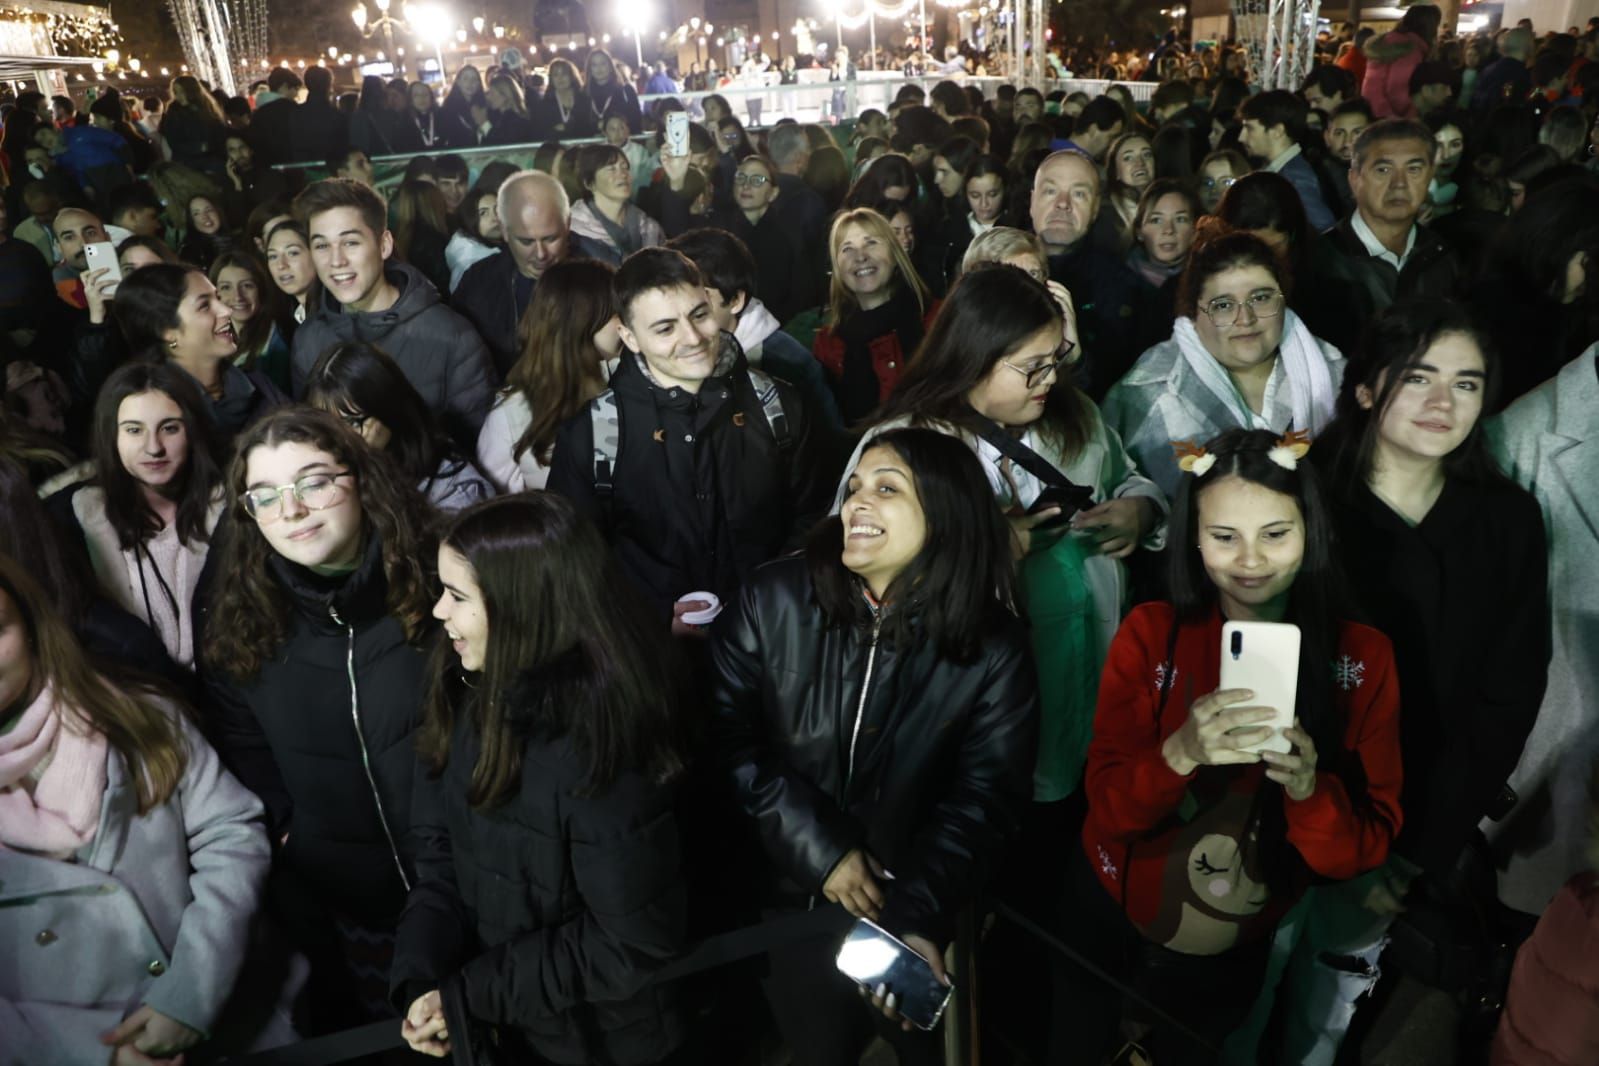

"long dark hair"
[880, 264, 1092, 461]
[1166, 428, 1346, 762]
[304, 341, 457, 485]
[1214, 172, 1311, 281]
[207, 250, 280, 366]
[203, 407, 438, 680]
[1166, 428, 1352, 892]
[1313, 301, 1505, 496]
[809, 427, 1016, 661]
[418, 494, 683, 805]
[1176, 230, 1291, 320]
[113, 262, 207, 361]
[90, 362, 224, 550]
[507, 258, 617, 466]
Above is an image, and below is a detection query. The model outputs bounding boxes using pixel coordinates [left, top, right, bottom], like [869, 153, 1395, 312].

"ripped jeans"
[1276, 866, 1406, 1066]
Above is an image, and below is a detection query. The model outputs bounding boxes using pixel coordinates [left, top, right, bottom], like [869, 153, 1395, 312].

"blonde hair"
[825, 207, 929, 328]
[961, 226, 1046, 275]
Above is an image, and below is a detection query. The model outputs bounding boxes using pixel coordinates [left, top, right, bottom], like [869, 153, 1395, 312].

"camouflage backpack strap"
[744, 367, 791, 452]
[589, 387, 622, 497]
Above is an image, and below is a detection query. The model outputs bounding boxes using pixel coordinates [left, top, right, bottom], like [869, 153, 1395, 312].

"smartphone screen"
[83, 242, 123, 293]
[834, 919, 952, 1031]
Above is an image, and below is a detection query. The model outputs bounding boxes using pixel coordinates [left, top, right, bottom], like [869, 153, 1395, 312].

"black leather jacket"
[711, 556, 1039, 944]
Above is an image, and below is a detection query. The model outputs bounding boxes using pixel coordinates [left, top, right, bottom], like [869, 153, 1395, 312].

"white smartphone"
[1218, 620, 1300, 755]
[83, 241, 123, 294]
[665, 111, 689, 158]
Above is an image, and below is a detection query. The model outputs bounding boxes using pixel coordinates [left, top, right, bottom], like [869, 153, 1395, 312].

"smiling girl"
[114, 263, 287, 440]
[1057, 427, 1402, 1066]
[52, 363, 224, 670]
[202, 407, 437, 1031]
[391, 494, 686, 1064]
[210, 250, 290, 392]
[1272, 302, 1550, 1063]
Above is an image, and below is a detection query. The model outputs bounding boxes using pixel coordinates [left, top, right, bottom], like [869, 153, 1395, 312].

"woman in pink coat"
[1360, 4, 1441, 118]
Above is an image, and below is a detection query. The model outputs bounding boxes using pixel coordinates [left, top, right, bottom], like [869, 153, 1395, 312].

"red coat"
[1082, 603, 1402, 954]
[1491, 872, 1599, 1066]
[811, 301, 940, 407]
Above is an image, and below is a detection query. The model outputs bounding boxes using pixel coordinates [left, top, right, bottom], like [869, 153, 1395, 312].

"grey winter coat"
[289, 261, 498, 446]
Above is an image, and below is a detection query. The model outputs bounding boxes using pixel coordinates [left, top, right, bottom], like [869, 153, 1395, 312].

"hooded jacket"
[1361, 30, 1431, 118]
[711, 556, 1039, 945]
[289, 261, 497, 447]
[203, 534, 427, 927]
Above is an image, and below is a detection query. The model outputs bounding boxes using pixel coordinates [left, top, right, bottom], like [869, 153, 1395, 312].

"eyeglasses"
[721, 131, 742, 142]
[733, 172, 771, 187]
[338, 412, 370, 432]
[243, 470, 354, 522]
[1201, 176, 1238, 191]
[1002, 342, 1076, 388]
[1201, 289, 1285, 327]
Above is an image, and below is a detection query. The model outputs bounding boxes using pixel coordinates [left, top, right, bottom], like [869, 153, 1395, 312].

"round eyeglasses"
[1201, 289, 1285, 327]
[243, 470, 354, 522]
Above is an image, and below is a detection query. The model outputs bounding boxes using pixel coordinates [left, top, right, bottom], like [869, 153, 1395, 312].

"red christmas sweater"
[1082, 603, 1402, 955]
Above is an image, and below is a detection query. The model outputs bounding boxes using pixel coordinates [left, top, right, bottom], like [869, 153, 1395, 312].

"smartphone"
[834, 919, 953, 1031]
[1218, 620, 1300, 755]
[83, 241, 123, 294]
[1026, 483, 1095, 531]
[665, 111, 689, 158]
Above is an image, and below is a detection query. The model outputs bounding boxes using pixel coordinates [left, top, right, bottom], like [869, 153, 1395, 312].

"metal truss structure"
[166, 0, 269, 95]
[1231, 0, 1322, 89]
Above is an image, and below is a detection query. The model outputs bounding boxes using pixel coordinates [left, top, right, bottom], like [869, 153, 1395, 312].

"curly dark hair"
[203, 406, 439, 680]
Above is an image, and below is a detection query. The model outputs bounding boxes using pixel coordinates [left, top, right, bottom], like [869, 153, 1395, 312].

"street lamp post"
[351, 0, 406, 73]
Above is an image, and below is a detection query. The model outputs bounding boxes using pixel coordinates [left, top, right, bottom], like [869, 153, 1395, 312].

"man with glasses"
[1298, 119, 1460, 355]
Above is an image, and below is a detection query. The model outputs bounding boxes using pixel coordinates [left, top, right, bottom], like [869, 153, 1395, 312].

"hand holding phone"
[835, 919, 952, 1031]
[1218, 621, 1300, 755]
[1025, 483, 1095, 531]
[83, 242, 122, 293]
[665, 111, 689, 158]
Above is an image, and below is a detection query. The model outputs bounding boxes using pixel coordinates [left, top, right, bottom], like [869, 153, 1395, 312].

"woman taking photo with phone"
[51, 363, 224, 672]
[305, 341, 495, 513]
[712, 427, 1038, 1066]
[1059, 427, 1402, 1066]
[390, 493, 687, 1064]
[1271, 302, 1549, 1064]
[202, 406, 437, 1033]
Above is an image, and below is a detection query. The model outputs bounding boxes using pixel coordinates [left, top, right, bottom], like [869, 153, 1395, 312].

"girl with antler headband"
[1102, 230, 1345, 499]
[1050, 427, 1403, 1066]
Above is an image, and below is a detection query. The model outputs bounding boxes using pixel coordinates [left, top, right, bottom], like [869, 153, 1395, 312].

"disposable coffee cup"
[677, 591, 722, 627]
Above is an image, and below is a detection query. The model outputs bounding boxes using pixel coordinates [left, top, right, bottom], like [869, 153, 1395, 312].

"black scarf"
[835, 285, 924, 425]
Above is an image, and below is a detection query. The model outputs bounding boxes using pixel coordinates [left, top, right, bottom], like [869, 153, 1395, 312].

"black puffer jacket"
[205, 533, 428, 926]
[390, 664, 685, 1066]
[711, 556, 1039, 944]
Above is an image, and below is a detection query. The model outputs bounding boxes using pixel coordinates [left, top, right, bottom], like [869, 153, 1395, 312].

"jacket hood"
[734, 298, 782, 351]
[309, 261, 441, 342]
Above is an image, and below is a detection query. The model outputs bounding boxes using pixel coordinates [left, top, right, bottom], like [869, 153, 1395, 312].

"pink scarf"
[0, 684, 108, 858]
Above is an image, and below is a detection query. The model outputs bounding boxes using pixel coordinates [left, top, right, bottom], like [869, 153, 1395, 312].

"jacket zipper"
[813, 613, 883, 912]
[329, 604, 411, 893]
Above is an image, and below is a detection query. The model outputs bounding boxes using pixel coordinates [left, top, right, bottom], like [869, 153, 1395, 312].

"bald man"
[453, 170, 610, 376]
[1471, 27, 1535, 109]
[1028, 151, 1165, 397]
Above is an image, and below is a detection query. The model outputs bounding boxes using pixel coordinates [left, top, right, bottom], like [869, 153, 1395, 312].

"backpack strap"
[589, 387, 622, 497]
[745, 367, 791, 452]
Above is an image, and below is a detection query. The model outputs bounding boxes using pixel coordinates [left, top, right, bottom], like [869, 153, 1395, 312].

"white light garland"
[835, 0, 919, 28]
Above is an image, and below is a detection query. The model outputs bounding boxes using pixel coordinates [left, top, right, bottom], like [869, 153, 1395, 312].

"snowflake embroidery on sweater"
[1334, 655, 1366, 691]
[1154, 662, 1178, 693]
[1098, 845, 1119, 880]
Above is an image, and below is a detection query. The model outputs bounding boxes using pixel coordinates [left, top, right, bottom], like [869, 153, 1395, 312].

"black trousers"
[1047, 844, 1272, 1066]
[762, 917, 945, 1066]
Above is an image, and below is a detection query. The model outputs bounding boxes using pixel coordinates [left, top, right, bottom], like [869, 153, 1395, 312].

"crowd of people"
[2, 8, 1599, 1066]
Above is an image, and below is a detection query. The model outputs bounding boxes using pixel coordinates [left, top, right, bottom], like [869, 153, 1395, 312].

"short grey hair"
[767, 123, 810, 167]
[961, 226, 1046, 275]
[497, 170, 569, 229]
[1351, 118, 1436, 171]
